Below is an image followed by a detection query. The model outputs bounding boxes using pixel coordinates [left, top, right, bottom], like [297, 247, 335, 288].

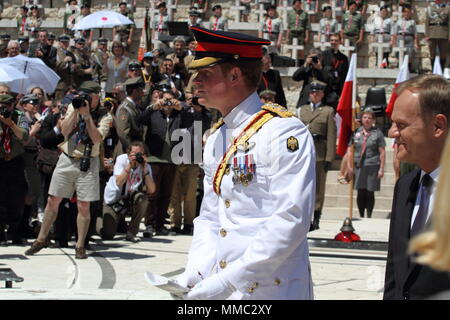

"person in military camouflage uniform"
[209, 5, 228, 31]
[259, 5, 284, 54]
[392, 4, 418, 72]
[341, 0, 365, 55]
[0, 94, 29, 246]
[55, 35, 76, 100]
[115, 77, 145, 154]
[425, 0, 450, 69]
[72, 37, 95, 89]
[113, 2, 135, 53]
[90, 38, 109, 84]
[287, 0, 310, 65]
[297, 81, 336, 231]
[370, 5, 393, 67]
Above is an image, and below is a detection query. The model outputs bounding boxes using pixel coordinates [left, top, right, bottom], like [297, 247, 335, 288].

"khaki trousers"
[315, 161, 328, 212]
[98, 192, 149, 239]
[168, 164, 199, 228]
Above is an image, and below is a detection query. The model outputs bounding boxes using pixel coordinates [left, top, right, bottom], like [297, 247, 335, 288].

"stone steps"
[322, 207, 391, 220]
[324, 193, 393, 211]
[326, 182, 395, 198]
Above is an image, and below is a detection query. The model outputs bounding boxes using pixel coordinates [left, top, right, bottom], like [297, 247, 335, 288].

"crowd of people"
[0, 1, 447, 246]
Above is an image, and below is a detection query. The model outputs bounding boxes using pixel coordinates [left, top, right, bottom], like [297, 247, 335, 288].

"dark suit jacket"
[136, 106, 195, 160]
[383, 169, 450, 300]
[257, 69, 287, 107]
[40, 112, 64, 150]
[292, 66, 332, 108]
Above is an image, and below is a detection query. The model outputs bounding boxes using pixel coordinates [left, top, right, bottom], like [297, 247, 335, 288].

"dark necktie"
[410, 174, 434, 237]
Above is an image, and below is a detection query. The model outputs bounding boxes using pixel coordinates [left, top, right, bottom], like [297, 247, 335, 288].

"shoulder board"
[262, 103, 294, 118]
[209, 118, 225, 134]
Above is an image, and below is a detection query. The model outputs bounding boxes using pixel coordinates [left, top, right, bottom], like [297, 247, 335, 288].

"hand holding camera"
[305, 54, 322, 70]
[128, 151, 146, 169]
[72, 93, 91, 116]
[154, 97, 181, 111]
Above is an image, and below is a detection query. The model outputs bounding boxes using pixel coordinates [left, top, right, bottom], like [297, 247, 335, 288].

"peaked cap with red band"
[189, 27, 271, 70]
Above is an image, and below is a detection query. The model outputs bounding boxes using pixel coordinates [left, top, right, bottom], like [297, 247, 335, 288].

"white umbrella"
[72, 10, 134, 30]
[0, 55, 60, 94]
[0, 64, 27, 83]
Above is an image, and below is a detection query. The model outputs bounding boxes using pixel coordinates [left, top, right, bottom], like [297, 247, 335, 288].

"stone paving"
[0, 217, 389, 300]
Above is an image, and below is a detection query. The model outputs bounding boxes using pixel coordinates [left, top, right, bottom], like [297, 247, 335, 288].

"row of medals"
[230, 154, 255, 187]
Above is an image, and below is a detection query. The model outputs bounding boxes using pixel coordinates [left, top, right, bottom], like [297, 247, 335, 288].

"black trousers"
[144, 163, 176, 230]
[0, 156, 28, 237]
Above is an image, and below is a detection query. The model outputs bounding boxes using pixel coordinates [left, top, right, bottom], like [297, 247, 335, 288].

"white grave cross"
[392, 39, 407, 68]
[369, 35, 391, 67]
[283, 37, 304, 61]
[339, 39, 355, 58]
[230, 0, 247, 22]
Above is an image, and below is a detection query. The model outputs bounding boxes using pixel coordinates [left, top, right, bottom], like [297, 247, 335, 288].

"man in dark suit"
[292, 48, 332, 108]
[322, 33, 349, 98]
[384, 74, 450, 300]
[257, 49, 287, 107]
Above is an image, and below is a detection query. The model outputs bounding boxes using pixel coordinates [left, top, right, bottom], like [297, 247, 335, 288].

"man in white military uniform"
[174, 26, 316, 300]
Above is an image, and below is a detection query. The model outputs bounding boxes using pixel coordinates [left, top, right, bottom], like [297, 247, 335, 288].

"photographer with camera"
[25, 81, 112, 259]
[29, 30, 57, 70]
[167, 90, 211, 235]
[98, 141, 155, 242]
[0, 94, 29, 246]
[137, 83, 197, 237]
[292, 48, 332, 108]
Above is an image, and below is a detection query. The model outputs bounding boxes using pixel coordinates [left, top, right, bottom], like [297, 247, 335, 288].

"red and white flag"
[385, 55, 409, 118]
[379, 58, 388, 69]
[336, 53, 357, 157]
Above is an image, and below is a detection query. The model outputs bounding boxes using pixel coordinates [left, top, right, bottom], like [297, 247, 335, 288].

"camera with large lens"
[79, 136, 92, 172]
[311, 56, 319, 64]
[72, 92, 91, 109]
[135, 152, 144, 164]
[0, 107, 11, 118]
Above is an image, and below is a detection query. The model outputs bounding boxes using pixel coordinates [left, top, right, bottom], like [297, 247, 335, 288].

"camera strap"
[75, 118, 87, 145]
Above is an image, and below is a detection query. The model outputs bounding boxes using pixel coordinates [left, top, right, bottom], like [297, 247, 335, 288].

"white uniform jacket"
[184, 92, 316, 300]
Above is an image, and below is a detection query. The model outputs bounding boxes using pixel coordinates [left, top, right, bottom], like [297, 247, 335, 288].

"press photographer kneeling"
[25, 81, 112, 259]
[99, 141, 156, 242]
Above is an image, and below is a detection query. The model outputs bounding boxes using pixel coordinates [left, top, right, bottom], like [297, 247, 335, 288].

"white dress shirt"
[410, 167, 440, 230]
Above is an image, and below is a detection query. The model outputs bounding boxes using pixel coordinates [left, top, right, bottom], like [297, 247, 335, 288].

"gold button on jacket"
[224, 200, 231, 208]
[220, 228, 227, 237]
[219, 260, 227, 269]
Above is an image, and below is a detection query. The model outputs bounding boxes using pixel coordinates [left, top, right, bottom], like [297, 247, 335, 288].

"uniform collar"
[310, 102, 322, 110]
[223, 92, 262, 129]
